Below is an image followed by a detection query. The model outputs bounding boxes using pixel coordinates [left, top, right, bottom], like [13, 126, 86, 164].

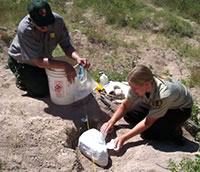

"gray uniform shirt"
[8, 13, 75, 66]
[127, 76, 193, 118]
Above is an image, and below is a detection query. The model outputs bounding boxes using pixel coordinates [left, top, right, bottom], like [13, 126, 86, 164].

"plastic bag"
[78, 128, 109, 167]
[106, 139, 120, 151]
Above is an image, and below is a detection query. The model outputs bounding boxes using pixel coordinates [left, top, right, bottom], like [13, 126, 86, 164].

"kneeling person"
[101, 65, 193, 149]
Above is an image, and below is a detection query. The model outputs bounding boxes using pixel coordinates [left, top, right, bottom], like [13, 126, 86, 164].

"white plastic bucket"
[45, 57, 97, 105]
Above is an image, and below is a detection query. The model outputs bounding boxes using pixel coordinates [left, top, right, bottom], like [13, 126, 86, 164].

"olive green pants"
[124, 100, 191, 140]
[8, 56, 49, 97]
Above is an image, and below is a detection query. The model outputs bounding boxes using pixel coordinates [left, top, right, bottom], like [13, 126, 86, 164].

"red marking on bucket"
[54, 81, 64, 97]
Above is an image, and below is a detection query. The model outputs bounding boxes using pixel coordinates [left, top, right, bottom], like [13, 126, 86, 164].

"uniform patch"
[151, 100, 162, 108]
[50, 32, 55, 38]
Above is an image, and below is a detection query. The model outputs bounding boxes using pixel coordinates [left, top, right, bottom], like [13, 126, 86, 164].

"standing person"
[8, 0, 90, 97]
[101, 65, 193, 149]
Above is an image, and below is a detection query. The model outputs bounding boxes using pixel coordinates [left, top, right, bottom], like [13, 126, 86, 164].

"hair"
[154, 74, 172, 82]
[127, 65, 154, 85]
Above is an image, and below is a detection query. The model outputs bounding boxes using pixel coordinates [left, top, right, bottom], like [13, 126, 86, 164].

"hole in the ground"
[64, 120, 100, 150]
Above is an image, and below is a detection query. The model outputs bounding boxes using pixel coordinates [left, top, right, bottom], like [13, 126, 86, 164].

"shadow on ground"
[40, 94, 111, 130]
[106, 123, 199, 157]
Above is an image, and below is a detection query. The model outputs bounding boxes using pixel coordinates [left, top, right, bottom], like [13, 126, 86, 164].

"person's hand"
[100, 120, 114, 136]
[64, 64, 77, 83]
[76, 57, 90, 69]
[114, 135, 126, 151]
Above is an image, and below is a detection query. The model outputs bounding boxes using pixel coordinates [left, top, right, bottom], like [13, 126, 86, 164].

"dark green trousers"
[124, 100, 191, 140]
[8, 56, 49, 97]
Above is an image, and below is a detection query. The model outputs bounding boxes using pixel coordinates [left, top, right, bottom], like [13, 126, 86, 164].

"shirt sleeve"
[126, 87, 139, 104]
[148, 97, 171, 118]
[56, 18, 75, 55]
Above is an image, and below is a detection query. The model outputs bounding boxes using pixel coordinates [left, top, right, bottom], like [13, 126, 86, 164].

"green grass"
[191, 104, 200, 125]
[168, 154, 200, 172]
[0, 0, 198, 39]
[160, 70, 172, 77]
[0, 0, 199, 85]
[74, 0, 156, 29]
[151, 0, 200, 24]
[181, 67, 200, 88]
[90, 69, 130, 83]
[72, 0, 199, 82]
[160, 12, 194, 37]
[52, 45, 65, 57]
[0, 0, 30, 28]
[0, 0, 67, 28]
[181, 79, 194, 88]
[74, 0, 195, 38]
[166, 36, 200, 76]
[190, 67, 200, 87]
[196, 132, 200, 142]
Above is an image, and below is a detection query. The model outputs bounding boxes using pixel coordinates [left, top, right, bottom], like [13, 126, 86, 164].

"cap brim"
[34, 13, 55, 26]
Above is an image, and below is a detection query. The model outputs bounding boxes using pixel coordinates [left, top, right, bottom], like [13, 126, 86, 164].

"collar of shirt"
[142, 77, 169, 104]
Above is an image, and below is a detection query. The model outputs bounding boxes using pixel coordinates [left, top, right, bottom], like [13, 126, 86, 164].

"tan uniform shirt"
[127, 76, 193, 118]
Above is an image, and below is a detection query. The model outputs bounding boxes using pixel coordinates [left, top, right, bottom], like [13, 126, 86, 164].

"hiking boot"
[16, 79, 27, 91]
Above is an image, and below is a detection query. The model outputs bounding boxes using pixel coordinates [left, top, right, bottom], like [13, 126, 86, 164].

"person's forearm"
[110, 100, 130, 125]
[71, 51, 81, 61]
[121, 116, 156, 142]
[122, 119, 148, 141]
[109, 106, 125, 125]
[32, 58, 71, 69]
[62, 46, 77, 60]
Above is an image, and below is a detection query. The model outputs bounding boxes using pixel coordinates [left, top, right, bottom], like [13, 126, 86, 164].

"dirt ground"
[0, 26, 200, 171]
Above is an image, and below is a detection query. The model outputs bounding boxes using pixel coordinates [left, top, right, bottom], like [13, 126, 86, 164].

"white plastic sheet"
[78, 128, 109, 167]
[106, 139, 120, 151]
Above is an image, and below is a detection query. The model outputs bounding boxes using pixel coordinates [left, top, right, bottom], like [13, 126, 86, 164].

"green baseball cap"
[27, 0, 55, 26]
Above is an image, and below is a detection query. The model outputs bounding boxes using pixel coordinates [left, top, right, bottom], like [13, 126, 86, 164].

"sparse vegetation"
[0, 0, 29, 27]
[168, 154, 200, 172]
[74, 0, 195, 38]
[1, 0, 199, 78]
[72, 0, 200, 86]
[181, 79, 194, 88]
[181, 67, 200, 88]
[160, 69, 172, 77]
[0, 0, 200, 171]
[196, 132, 200, 142]
[0, 0, 67, 28]
[1, 33, 14, 47]
[167, 36, 200, 63]
[191, 104, 200, 125]
[190, 67, 200, 87]
[90, 69, 130, 83]
[151, 0, 200, 24]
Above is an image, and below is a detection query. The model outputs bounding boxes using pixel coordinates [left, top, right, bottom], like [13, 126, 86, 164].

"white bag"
[78, 128, 109, 167]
